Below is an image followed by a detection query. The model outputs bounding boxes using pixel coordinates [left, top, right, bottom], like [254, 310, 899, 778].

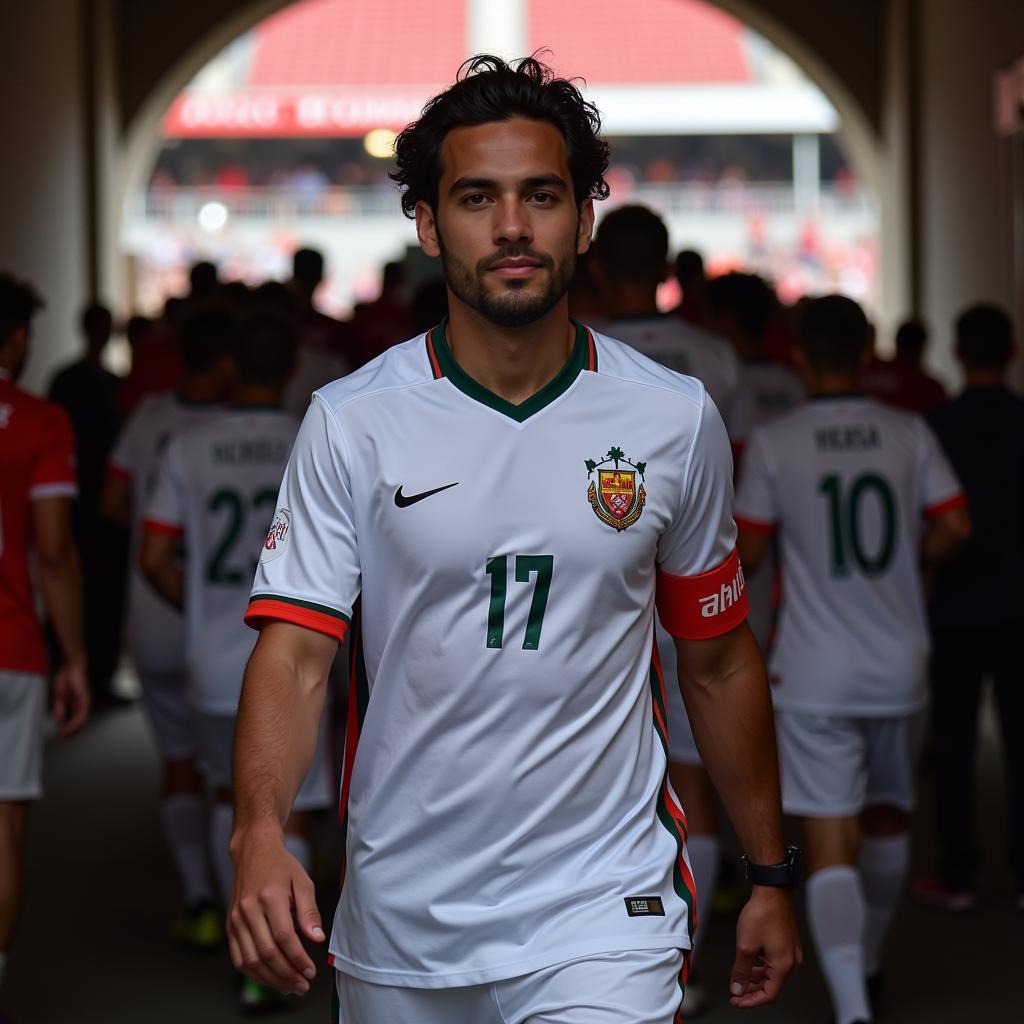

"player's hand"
[227, 823, 325, 996]
[729, 886, 802, 1008]
[52, 659, 90, 737]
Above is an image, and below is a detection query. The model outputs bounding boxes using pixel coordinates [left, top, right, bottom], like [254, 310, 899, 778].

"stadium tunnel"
[1, 0, 1023, 393]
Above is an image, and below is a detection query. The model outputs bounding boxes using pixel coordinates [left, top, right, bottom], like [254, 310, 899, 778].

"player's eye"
[462, 193, 490, 207]
[529, 191, 557, 205]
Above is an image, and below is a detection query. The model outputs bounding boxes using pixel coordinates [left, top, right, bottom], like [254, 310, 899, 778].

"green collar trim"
[427, 318, 596, 423]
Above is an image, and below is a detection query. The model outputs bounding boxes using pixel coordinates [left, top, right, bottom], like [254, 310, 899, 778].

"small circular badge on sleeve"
[260, 508, 291, 563]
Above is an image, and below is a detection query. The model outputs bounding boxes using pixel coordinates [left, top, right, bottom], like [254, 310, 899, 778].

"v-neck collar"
[425, 318, 597, 423]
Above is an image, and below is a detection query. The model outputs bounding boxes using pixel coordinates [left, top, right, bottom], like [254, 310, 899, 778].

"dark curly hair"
[391, 54, 610, 218]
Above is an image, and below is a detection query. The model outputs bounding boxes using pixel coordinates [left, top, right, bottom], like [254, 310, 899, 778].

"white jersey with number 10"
[735, 395, 964, 717]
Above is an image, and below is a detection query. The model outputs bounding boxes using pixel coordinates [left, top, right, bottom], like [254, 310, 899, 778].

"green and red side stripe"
[649, 635, 697, 1007]
[339, 603, 369, 877]
[327, 604, 370, 992]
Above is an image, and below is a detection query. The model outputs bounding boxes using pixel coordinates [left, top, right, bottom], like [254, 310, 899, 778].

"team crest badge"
[586, 446, 647, 531]
[260, 507, 291, 563]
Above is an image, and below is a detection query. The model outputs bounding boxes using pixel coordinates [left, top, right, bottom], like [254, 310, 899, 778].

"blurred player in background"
[915, 304, 1024, 911]
[102, 306, 235, 948]
[735, 295, 970, 1024]
[592, 205, 743, 436]
[860, 318, 947, 415]
[48, 302, 127, 709]
[140, 309, 335, 1013]
[285, 248, 353, 416]
[0, 274, 89, 1004]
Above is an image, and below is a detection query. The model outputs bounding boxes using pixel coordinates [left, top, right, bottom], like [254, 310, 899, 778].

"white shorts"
[138, 667, 196, 761]
[333, 947, 686, 1024]
[0, 672, 47, 801]
[776, 711, 922, 818]
[195, 708, 335, 811]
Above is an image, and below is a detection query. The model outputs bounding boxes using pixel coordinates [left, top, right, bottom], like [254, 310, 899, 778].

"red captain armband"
[656, 547, 749, 640]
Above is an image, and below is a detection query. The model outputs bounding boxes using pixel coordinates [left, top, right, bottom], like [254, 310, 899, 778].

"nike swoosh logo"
[394, 482, 459, 508]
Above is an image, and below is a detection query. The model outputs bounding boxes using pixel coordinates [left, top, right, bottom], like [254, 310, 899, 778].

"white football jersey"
[735, 395, 964, 716]
[108, 393, 223, 676]
[145, 407, 299, 713]
[605, 315, 743, 440]
[247, 322, 749, 988]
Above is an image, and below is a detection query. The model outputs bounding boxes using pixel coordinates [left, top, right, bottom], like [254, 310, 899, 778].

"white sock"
[210, 803, 235, 905]
[284, 832, 311, 872]
[859, 833, 909, 977]
[807, 866, 872, 1024]
[160, 793, 215, 910]
[686, 833, 720, 960]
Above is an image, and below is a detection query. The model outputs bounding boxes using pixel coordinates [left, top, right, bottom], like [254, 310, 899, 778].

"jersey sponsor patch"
[260, 507, 292, 563]
[585, 446, 647, 531]
[624, 895, 665, 917]
[656, 547, 749, 639]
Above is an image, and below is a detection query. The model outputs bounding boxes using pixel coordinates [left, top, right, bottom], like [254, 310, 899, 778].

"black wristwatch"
[741, 845, 803, 889]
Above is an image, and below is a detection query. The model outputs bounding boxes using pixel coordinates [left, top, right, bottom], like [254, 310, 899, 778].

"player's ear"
[576, 198, 595, 255]
[416, 201, 441, 259]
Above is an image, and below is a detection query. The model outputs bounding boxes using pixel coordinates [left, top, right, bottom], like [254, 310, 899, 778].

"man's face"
[416, 118, 594, 328]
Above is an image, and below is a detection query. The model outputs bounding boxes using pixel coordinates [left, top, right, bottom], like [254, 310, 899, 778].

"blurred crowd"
[1, 200, 1021, 1018]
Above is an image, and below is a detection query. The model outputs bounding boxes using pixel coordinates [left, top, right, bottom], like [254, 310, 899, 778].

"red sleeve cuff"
[924, 493, 967, 520]
[245, 595, 350, 644]
[735, 514, 777, 535]
[107, 463, 132, 482]
[656, 547, 749, 640]
[141, 517, 185, 538]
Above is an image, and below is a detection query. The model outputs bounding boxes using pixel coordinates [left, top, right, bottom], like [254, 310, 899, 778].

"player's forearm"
[37, 547, 86, 667]
[678, 627, 786, 865]
[100, 476, 131, 526]
[232, 633, 328, 840]
[138, 544, 185, 609]
[148, 562, 184, 609]
[921, 507, 971, 567]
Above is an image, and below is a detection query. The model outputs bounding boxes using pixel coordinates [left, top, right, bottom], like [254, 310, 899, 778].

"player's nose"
[493, 196, 532, 245]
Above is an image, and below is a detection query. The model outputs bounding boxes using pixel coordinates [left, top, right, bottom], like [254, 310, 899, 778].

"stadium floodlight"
[198, 201, 229, 232]
[363, 128, 397, 159]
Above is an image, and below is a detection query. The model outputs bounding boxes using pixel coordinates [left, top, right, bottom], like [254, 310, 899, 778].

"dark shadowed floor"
[4, 695, 1021, 1023]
